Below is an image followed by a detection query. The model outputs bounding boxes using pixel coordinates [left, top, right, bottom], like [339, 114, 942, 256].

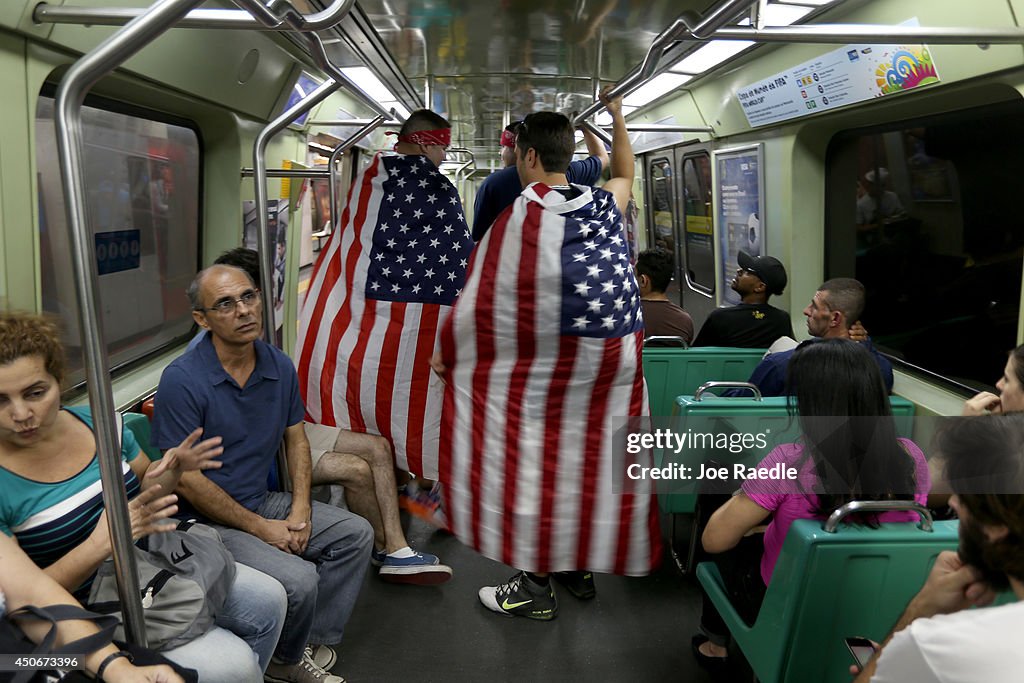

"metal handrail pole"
[581, 120, 612, 146]
[710, 24, 1024, 44]
[601, 124, 714, 133]
[328, 114, 387, 229]
[34, 0, 356, 31]
[252, 77, 341, 347]
[295, 32, 398, 122]
[241, 168, 333, 178]
[52, 0, 205, 647]
[571, 0, 757, 125]
[309, 118, 394, 126]
[686, 0, 759, 39]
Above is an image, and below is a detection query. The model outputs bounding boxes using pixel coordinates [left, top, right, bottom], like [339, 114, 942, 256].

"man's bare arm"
[175, 470, 264, 533]
[581, 124, 609, 173]
[599, 88, 634, 212]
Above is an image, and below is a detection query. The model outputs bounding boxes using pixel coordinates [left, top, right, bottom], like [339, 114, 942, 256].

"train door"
[675, 145, 716, 327]
[644, 154, 681, 305]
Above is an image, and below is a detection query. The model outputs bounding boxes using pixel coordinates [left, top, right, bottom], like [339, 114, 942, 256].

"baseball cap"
[737, 250, 788, 296]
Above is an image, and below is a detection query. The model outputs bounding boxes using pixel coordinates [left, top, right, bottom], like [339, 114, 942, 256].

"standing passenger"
[471, 117, 608, 241]
[151, 266, 373, 683]
[433, 90, 660, 619]
[296, 109, 473, 484]
[691, 251, 793, 348]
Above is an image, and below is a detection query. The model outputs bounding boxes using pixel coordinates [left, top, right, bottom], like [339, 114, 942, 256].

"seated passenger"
[962, 344, 1024, 415]
[738, 278, 893, 396]
[0, 312, 286, 682]
[151, 265, 375, 683]
[692, 339, 930, 671]
[691, 251, 794, 348]
[635, 248, 693, 343]
[0, 530, 192, 683]
[856, 415, 1024, 682]
[190, 249, 451, 584]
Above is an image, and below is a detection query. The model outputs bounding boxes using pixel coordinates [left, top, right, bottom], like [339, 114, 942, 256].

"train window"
[35, 96, 201, 388]
[826, 100, 1024, 391]
[648, 157, 679, 302]
[681, 153, 715, 293]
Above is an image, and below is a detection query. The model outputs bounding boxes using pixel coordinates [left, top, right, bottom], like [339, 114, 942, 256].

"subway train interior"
[1, 0, 1023, 681]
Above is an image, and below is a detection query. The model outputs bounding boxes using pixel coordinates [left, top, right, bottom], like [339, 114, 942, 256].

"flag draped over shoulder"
[297, 152, 473, 478]
[438, 182, 661, 576]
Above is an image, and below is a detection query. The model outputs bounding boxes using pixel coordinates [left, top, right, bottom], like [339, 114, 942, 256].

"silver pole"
[53, 0, 205, 647]
[581, 120, 612, 146]
[601, 124, 713, 133]
[328, 114, 387, 230]
[252, 77, 341, 347]
[308, 118, 396, 126]
[241, 168, 333, 178]
[34, 0, 356, 31]
[710, 24, 1024, 44]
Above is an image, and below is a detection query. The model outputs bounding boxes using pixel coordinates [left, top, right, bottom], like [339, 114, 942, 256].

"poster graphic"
[715, 145, 764, 306]
[737, 19, 939, 128]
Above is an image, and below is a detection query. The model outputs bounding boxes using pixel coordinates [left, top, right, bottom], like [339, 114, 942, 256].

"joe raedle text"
[626, 462, 797, 482]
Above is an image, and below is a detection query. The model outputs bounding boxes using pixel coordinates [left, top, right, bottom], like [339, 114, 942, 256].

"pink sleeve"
[742, 443, 802, 510]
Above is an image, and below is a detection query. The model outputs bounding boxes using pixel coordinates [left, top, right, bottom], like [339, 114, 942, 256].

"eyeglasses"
[198, 289, 261, 315]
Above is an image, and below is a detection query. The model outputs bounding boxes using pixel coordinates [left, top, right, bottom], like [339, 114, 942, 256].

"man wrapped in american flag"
[297, 110, 472, 484]
[432, 91, 661, 620]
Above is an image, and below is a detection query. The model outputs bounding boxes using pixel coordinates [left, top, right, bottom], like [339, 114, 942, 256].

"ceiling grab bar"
[52, 0, 206, 647]
[570, 0, 758, 126]
[34, 0, 356, 31]
[702, 24, 1024, 45]
[328, 113, 387, 235]
[251, 76, 341, 347]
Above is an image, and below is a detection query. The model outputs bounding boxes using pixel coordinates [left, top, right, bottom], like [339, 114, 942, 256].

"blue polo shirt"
[151, 335, 305, 513]
[471, 156, 603, 241]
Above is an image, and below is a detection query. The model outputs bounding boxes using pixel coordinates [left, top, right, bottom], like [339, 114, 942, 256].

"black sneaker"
[478, 571, 558, 620]
[552, 570, 597, 600]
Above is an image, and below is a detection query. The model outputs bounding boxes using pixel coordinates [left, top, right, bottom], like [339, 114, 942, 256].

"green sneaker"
[478, 571, 558, 620]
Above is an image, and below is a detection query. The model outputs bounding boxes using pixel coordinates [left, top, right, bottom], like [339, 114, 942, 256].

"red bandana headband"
[385, 128, 451, 147]
[500, 129, 517, 148]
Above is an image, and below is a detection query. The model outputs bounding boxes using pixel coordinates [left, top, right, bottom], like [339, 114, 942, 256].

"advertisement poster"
[242, 198, 289, 337]
[715, 145, 764, 306]
[737, 19, 939, 128]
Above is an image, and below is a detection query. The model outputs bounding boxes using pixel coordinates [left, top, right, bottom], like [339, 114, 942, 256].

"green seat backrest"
[698, 518, 959, 683]
[642, 346, 766, 416]
[122, 411, 162, 462]
[655, 395, 916, 514]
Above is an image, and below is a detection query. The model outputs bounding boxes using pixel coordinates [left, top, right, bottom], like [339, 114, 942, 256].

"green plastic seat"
[642, 346, 766, 416]
[122, 411, 162, 462]
[697, 518, 959, 683]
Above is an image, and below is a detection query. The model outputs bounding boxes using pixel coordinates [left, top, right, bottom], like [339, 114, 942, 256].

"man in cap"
[692, 250, 794, 348]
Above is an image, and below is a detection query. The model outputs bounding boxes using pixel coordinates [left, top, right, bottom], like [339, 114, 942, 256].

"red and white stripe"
[296, 153, 446, 477]
[438, 184, 661, 575]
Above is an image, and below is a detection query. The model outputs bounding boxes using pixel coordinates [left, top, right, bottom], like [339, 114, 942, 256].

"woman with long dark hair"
[692, 338, 931, 670]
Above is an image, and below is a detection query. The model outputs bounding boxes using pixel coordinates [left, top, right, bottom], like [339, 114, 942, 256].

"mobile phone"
[845, 636, 878, 669]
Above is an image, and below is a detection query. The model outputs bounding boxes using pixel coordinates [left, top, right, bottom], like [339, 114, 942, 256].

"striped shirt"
[0, 407, 141, 595]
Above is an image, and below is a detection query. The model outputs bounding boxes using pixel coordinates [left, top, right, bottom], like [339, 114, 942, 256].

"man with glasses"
[692, 250, 795, 348]
[152, 264, 373, 683]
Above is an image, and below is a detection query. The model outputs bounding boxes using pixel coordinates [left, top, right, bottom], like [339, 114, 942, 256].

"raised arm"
[580, 124, 609, 173]
[598, 87, 634, 212]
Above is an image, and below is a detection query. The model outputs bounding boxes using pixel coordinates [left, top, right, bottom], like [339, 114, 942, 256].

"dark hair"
[0, 312, 66, 384]
[938, 414, 1024, 583]
[515, 112, 574, 173]
[214, 247, 260, 286]
[400, 109, 451, 136]
[635, 249, 674, 293]
[1009, 344, 1024, 388]
[786, 338, 917, 517]
[505, 121, 522, 134]
[818, 278, 865, 326]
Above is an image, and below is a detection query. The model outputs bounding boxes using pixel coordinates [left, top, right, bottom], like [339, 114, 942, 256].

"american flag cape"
[296, 152, 473, 478]
[438, 182, 661, 575]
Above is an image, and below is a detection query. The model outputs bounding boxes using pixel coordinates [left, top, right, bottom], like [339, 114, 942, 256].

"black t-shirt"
[692, 303, 794, 348]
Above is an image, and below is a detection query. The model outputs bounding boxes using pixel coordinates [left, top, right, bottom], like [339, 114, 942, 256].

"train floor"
[334, 512, 720, 683]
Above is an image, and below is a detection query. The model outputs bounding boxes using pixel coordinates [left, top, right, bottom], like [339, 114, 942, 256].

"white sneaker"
[305, 645, 337, 671]
[264, 650, 344, 683]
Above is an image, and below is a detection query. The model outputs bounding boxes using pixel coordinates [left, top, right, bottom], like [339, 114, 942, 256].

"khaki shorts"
[304, 422, 342, 470]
